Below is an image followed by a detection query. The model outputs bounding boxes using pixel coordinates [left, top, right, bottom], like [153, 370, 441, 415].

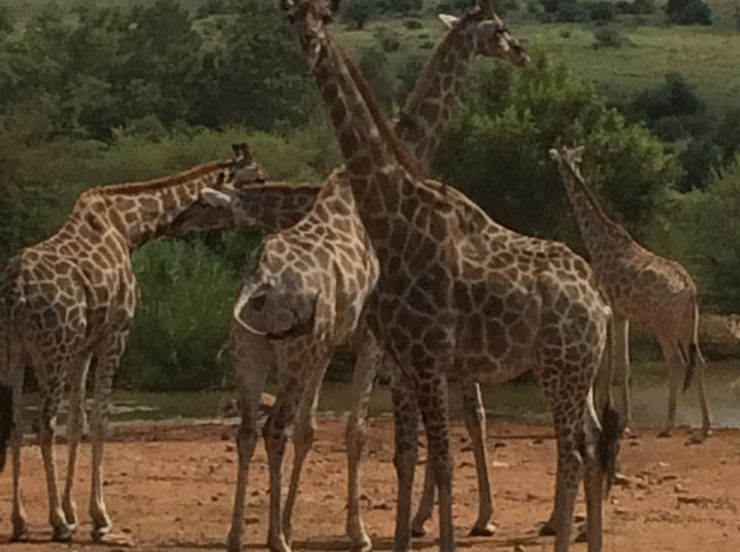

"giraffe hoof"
[10, 526, 30, 542]
[469, 523, 496, 537]
[411, 525, 428, 538]
[91, 523, 113, 542]
[538, 523, 557, 537]
[350, 538, 373, 552]
[52, 526, 73, 542]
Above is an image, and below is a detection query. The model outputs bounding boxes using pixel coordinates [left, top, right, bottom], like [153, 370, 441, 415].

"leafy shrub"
[593, 27, 625, 48]
[403, 18, 423, 30]
[434, 55, 677, 248]
[123, 239, 238, 391]
[374, 25, 402, 52]
[342, 0, 380, 30]
[665, 0, 712, 25]
[627, 73, 704, 137]
[587, 1, 617, 23]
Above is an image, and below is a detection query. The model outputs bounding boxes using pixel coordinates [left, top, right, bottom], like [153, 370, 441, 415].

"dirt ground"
[1, 417, 739, 552]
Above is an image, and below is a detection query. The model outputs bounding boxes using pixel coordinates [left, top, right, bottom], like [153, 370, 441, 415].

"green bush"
[433, 54, 678, 250]
[341, 0, 380, 30]
[587, 1, 617, 23]
[665, 0, 712, 25]
[593, 26, 625, 48]
[123, 239, 238, 391]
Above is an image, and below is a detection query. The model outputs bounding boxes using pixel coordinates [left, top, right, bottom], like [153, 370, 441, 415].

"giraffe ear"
[202, 188, 233, 209]
[548, 148, 561, 162]
[438, 14, 461, 29]
[571, 145, 586, 163]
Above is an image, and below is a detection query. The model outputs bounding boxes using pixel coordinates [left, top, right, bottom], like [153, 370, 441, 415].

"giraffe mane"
[84, 159, 232, 197]
[335, 40, 424, 180]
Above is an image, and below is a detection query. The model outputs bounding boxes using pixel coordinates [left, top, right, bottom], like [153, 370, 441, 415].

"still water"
[19, 360, 740, 430]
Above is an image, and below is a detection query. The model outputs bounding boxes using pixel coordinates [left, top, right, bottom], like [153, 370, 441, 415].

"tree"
[433, 55, 678, 251]
[665, 0, 712, 25]
[342, 0, 380, 29]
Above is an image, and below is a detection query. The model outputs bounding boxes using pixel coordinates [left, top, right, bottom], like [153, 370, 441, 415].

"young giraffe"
[0, 145, 264, 542]
[233, 3, 618, 552]
[549, 145, 711, 441]
[189, 6, 529, 551]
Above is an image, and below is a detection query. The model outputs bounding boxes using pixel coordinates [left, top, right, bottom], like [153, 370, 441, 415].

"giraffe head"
[165, 143, 269, 235]
[279, 0, 339, 71]
[548, 144, 586, 179]
[439, 0, 528, 66]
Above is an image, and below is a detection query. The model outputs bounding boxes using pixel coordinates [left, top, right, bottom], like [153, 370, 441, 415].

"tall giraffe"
[549, 145, 711, 440]
[0, 145, 263, 542]
[184, 6, 530, 551]
[225, 3, 619, 552]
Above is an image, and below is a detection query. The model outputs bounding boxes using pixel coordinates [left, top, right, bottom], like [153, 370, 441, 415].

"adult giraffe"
[549, 145, 710, 441]
[0, 145, 263, 542]
[211, 2, 620, 552]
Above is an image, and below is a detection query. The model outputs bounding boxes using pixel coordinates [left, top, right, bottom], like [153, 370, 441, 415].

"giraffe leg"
[658, 341, 681, 438]
[282, 353, 330, 545]
[611, 317, 631, 434]
[89, 330, 128, 540]
[416, 368, 454, 552]
[9, 355, 29, 542]
[460, 381, 495, 537]
[582, 395, 607, 552]
[265, 344, 315, 552]
[62, 354, 92, 530]
[390, 374, 419, 552]
[37, 369, 73, 542]
[345, 335, 380, 552]
[695, 356, 711, 439]
[410, 450, 435, 538]
[227, 329, 270, 552]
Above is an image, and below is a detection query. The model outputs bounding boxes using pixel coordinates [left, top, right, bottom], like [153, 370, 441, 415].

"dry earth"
[1, 417, 739, 551]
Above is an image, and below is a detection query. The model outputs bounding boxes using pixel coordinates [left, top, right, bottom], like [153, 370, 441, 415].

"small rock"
[660, 474, 678, 483]
[225, 444, 235, 453]
[494, 441, 506, 449]
[613, 473, 631, 488]
[372, 501, 392, 511]
[459, 461, 474, 469]
[532, 438, 544, 445]
[629, 440, 641, 447]
[245, 516, 259, 525]
[211, 495, 219, 502]
[615, 507, 628, 515]
[208, 465, 216, 474]
[174, 517, 182, 523]
[514, 545, 526, 552]
[657, 461, 670, 468]
[251, 490, 261, 496]
[492, 461, 510, 469]
[121, 528, 133, 534]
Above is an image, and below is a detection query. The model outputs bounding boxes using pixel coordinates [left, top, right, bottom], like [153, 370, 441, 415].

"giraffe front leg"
[89, 331, 127, 540]
[410, 452, 435, 538]
[345, 335, 380, 552]
[390, 374, 419, 552]
[282, 354, 330, 545]
[37, 372, 73, 542]
[227, 332, 270, 552]
[62, 354, 92, 531]
[460, 380, 495, 537]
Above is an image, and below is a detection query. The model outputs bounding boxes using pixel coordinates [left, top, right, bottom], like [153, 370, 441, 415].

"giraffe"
[0, 144, 264, 543]
[549, 145, 711, 441]
[219, 3, 620, 552]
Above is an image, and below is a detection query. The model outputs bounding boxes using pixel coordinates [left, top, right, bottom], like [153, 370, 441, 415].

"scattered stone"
[121, 528, 133, 534]
[208, 465, 216, 474]
[251, 490, 260, 496]
[372, 501, 392, 511]
[613, 473, 632, 488]
[677, 495, 711, 506]
[629, 440, 641, 447]
[532, 438, 544, 445]
[614, 507, 628, 516]
[211, 495, 219, 502]
[657, 461, 670, 469]
[459, 461, 474, 469]
[514, 545, 526, 552]
[225, 444, 235, 453]
[674, 484, 689, 494]
[659, 474, 678, 483]
[494, 441, 506, 449]
[245, 516, 259, 525]
[492, 461, 510, 469]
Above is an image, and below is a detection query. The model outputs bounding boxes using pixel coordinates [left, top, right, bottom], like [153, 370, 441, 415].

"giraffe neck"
[559, 167, 634, 262]
[77, 163, 229, 251]
[313, 36, 416, 203]
[395, 24, 478, 167]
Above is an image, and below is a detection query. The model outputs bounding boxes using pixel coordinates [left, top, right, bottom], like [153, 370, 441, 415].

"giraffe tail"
[598, 402, 622, 498]
[682, 300, 704, 393]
